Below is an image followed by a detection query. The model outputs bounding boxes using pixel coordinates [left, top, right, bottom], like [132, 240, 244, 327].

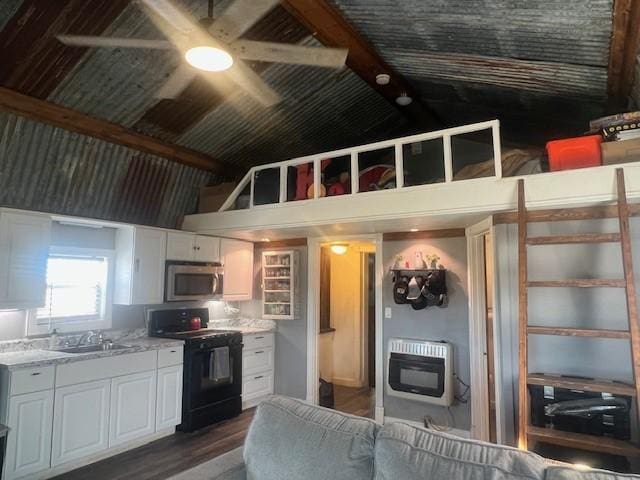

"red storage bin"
[546, 135, 602, 172]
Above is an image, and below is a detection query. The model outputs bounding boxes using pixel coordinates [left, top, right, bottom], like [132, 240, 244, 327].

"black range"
[148, 307, 243, 432]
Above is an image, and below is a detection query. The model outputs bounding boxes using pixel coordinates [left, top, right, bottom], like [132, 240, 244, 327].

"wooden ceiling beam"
[0, 87, 230, 174]
[281, 0, 440, 127]
[607, 0, 640, 106]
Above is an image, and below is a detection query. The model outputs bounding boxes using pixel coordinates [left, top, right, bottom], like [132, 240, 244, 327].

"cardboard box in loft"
[601, 137, 640, 166]
[198, 182, 238, 213]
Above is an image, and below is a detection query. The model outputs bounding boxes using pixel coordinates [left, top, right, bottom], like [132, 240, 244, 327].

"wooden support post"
[517, 179, 528, 450]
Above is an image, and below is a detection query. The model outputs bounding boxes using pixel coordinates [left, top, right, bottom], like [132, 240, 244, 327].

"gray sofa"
[178, 396, 637, 480]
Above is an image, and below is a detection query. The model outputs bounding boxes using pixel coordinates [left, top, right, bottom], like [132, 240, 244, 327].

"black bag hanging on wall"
[393, 276, 410, 304]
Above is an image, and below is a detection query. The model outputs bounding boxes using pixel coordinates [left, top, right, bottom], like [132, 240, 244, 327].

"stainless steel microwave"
[165, 261, 224, 302]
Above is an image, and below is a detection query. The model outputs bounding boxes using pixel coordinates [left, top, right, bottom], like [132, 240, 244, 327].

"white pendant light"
[185, 46, 233, 72]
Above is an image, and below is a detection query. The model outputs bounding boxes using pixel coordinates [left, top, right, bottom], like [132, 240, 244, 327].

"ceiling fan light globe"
[185, 46, 233, 72]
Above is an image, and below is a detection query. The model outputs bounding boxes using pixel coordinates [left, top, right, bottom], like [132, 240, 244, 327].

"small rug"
[167, 447, 244, 480]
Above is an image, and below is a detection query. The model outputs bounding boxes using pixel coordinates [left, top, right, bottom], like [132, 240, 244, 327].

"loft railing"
[219, 119, 502, 212]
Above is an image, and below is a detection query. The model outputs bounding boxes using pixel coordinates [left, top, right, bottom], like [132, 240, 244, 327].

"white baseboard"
[384, 416, 471, 439]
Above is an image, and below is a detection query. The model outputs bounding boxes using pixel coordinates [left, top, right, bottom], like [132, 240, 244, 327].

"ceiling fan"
[57, 0, 349, 107]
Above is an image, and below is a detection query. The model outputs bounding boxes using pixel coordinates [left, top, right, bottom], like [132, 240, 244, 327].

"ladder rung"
[527, 373, 636, 396]
[527, 426, 640, 457]
[527, 233, 621, 245]
[527, 279, 626, 288]
[527, 326, 631, 339]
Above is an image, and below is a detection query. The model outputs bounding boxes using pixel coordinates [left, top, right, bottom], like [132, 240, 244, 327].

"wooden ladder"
[518, 168, 640, 457]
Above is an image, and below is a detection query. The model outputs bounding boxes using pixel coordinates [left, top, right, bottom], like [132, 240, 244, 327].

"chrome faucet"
[75, 330, 100, 347]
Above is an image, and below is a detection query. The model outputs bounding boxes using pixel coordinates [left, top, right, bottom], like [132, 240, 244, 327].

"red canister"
[190, 316, 201, 330]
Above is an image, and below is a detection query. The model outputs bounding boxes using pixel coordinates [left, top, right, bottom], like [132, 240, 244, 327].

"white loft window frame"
[27, 246, 115, 335]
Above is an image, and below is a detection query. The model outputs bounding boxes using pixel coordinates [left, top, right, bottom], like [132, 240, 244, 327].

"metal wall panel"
[0, 112, 214, 228]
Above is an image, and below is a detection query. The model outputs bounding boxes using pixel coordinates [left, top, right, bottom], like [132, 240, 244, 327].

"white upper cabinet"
[114, 227, 167, 305]
[166, 231, 220, 263]
[194, 235, 220, 263]
[0, 211, 51, 308]
[221, 238, 254, 301]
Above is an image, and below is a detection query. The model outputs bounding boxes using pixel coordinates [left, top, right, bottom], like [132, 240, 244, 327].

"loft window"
[27, 247, 114, 335]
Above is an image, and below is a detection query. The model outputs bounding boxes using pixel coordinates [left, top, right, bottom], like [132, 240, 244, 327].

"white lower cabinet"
[109, 371, 157, 447]
[156, 365, 183, 431]
[242, 333, 275, 409]
[51, 379, 111, 467]
[4, 390, 53, 480]
[1, 347, 184, 480]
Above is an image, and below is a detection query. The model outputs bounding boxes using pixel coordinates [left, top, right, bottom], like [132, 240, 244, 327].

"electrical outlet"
[384, 306, 392, 319]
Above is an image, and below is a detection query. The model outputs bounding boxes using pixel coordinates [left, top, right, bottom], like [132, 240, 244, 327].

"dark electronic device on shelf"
[529, 379, 631, 440]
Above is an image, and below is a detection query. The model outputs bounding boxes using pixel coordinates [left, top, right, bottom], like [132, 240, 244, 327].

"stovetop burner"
[156, 329, 240, 341]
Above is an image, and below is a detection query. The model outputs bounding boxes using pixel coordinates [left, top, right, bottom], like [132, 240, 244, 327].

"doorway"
[316, 240, 376, 418]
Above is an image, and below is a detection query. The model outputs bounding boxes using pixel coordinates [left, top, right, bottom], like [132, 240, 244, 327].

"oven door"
[186, 343, 243, 409]
[166, 263, 222, 301]
[388, 353, 445, 398]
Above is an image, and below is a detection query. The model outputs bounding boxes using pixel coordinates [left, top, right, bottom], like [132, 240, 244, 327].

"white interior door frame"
[466, 216, 503, 443]
[306, 233, 384, 423]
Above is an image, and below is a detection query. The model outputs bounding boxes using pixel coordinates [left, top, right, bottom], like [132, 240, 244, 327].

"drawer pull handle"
[255, 350, 264, 354]
[31, 372, 41, 376]
[170, 350, 177, 353]
[255, 336, 264, 340]
[254, 375, 264, 380]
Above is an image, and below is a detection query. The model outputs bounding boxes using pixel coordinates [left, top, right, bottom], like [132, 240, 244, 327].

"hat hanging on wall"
[406, 276, 423, 300]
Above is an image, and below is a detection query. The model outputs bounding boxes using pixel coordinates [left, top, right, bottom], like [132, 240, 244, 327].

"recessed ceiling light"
[410, 228, 419, 232]
[185, 46, 233, 72]
[330, 244, 348, 255]
[396, 93, 413, 106]
[376, 73, 390, 85]
[261, 238, 270, 242]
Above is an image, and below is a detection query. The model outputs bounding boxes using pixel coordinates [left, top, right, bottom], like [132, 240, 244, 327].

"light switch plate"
[384, 306, 392, 319]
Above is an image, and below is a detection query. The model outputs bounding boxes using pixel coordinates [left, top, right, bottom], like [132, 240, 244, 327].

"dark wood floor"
[333, 385, 375, 418]
[52, 409, 255, 480]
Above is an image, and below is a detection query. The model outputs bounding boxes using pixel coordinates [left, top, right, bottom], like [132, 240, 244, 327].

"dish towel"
[210, 346, 230, 382]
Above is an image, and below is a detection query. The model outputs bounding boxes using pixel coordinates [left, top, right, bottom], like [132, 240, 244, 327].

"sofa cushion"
[546, 466, 640, 480]
[375, 422, 546, 480]
[243, 396, 379, 480]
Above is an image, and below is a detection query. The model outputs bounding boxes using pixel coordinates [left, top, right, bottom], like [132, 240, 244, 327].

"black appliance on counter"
[149, 307, 243, 432]
[529, 378, 631, 440]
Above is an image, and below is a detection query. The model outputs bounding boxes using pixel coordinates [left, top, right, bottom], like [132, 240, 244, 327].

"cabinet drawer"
[243, 333, 273, 351]
[56, 351, 156, 387]
[242, 371, 274, 400]
[157, 346, 184, 368]
[10, 366, 55, 395]
[243, 347, 274, 377]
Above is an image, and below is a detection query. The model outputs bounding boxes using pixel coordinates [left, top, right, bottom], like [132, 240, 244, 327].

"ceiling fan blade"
[231, 40, 348, 68]
[155, 66, 198, 99]
[227, 59, 281, 107]
[57, 35, 173, 50]
[138, 0, 200, 34]
[208, 0, 280, 43]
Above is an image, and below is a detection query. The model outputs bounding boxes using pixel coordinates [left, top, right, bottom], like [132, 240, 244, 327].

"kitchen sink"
[50, 343, 131, 354]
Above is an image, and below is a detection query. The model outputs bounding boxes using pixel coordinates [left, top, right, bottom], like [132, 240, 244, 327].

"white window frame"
[27, 246, 115, 336]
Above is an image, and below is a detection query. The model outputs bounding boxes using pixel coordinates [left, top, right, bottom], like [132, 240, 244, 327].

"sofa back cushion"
[244, 396, 379, 480]
[375, 422, 547, 480]
[545, 466, 640, 480]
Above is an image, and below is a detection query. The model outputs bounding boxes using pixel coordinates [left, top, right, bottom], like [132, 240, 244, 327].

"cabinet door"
[156, 365, 183, 431]
[194, 236, 221, 263]
[132, 228, 167, 304]
[109, 371, 157, 447]
[221, 239, 254, 301]
[52, 380, 110, 467]
[166, 231, 195, 261]
[0, 212, 51, 307]
[4, 390, 54, 480]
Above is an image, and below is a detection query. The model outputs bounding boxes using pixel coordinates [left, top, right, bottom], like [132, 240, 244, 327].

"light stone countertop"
[0, 337, 184, 371]
[207, 325, 276, 335]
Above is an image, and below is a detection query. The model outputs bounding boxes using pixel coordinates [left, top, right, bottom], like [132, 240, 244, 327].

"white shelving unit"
[261, 250, 299, 320]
